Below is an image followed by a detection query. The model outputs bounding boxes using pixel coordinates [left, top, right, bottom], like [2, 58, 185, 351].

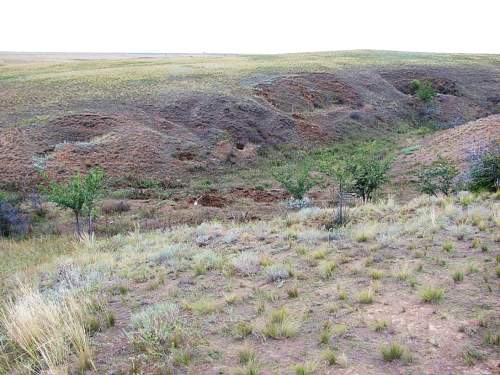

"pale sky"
[1, 0, 499, 54]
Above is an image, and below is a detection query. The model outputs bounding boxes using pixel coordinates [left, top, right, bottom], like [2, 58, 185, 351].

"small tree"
[345, 142, 393, 202]
[317, 153, 353, 225]
[42, 168, 105, 237]
[469, 147, 500, 191]
[410, 80, 437, 103]
[418, 157, 458, 196]
[271, 164, 317, 200]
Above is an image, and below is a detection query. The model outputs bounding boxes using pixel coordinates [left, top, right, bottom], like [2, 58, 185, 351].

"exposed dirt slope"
[392, 114, 500, 183]
[0, 65, 498, 187]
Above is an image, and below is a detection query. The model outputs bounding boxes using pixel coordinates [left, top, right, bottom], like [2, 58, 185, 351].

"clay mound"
[0, 114, 190, 186]
[392, 114, 500, 181]
[255, 73, 362, 113]
[159, 94, 297, 147]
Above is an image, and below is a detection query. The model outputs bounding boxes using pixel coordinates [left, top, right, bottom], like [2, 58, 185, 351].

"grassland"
[1, 50, 499, 127]
[1, 192, 499, 374]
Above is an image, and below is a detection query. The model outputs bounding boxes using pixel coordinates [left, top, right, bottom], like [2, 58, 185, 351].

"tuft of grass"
[323, 348, 337, 365]
[262, 308, 299, 339]
[373, 319, 389, 332]
[190, 298, 218, 315]
[442, 241, 454, 252]
[381, 342, 412, 363]
[496, 265, 500, 278]
[234, 322, 253, 339]
[461, 345, 485, 366]
[238, 346, 257, 365]
[0, 285, 95, 373]
[452, 270, 464, 283]
[369, 269, 384, 280]
[293, 362, 316, 375]
[311, 248, 327, 260]
[128, 302, 189, 361]
[319, 324, 332, 345]
[319, 261, 337, 279]
[484, 330, 500, 346]
[287, 287, 299, 299]
[358, 289, 374, 304]
[420, 286, 444, 303]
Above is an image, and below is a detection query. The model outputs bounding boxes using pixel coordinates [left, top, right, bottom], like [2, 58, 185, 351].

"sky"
[1, 0, 499, 54]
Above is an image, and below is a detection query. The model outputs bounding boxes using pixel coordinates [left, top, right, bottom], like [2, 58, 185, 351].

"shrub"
[128, 302, 189, 360]
[265, 264, 291, 282]
[418, 157, 459, 196]
[101, 199, 130, 214]
[271, 164, 317, 200]
[41, 168, 105, 237]
[0, 201, 28, 237]
[417, 82, 437, 103]
[344, 141, 393, 202]
[469, 147, 500, 192]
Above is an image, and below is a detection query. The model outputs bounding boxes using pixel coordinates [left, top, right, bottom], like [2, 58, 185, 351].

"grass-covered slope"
[1, 192, 499, 374]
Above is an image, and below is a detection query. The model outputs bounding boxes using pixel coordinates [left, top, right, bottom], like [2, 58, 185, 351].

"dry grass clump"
[232, 252, 261, 275]
[0, 285, 94, 373]
[262, 308, 299, 339]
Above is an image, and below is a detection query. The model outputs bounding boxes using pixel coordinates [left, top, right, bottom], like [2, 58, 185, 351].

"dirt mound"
[392, 114, 500, 182]
[230, 187, 289, 202]
[159, 94, 297, 147]
[255, 73, 362, 113]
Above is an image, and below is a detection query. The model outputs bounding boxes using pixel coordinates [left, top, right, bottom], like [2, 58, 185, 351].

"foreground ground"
[1, 192, 499, 374]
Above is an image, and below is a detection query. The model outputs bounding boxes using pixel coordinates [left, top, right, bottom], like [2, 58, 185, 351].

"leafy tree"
[42, 168, 105, 236]
[345, 142, 393, 202]
[469, 148, 500, 191]
[418, 156, 458, 196]
[271, 164, 317, 200]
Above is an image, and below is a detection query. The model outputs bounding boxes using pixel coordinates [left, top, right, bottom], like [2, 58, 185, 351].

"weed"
[287, 287, 299, 298]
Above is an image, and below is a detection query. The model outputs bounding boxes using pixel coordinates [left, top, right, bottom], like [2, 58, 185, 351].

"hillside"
[1, 51, 499, 189]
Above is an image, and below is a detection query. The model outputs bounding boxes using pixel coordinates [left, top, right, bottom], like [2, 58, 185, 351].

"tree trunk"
[75, 211, 81, 237]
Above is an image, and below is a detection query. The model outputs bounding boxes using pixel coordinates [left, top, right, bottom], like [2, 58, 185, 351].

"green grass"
[420, 286, 444, 303]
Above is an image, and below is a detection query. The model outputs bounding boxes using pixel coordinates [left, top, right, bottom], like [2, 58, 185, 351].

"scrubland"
[1, 191, 499, 374]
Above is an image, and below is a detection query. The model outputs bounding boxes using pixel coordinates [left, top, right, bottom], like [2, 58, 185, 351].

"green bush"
[41, 168, 105, 236]
[411, 80, 437, 103]
[271, 164, 317, 200]
[418, 157, 459, 196]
